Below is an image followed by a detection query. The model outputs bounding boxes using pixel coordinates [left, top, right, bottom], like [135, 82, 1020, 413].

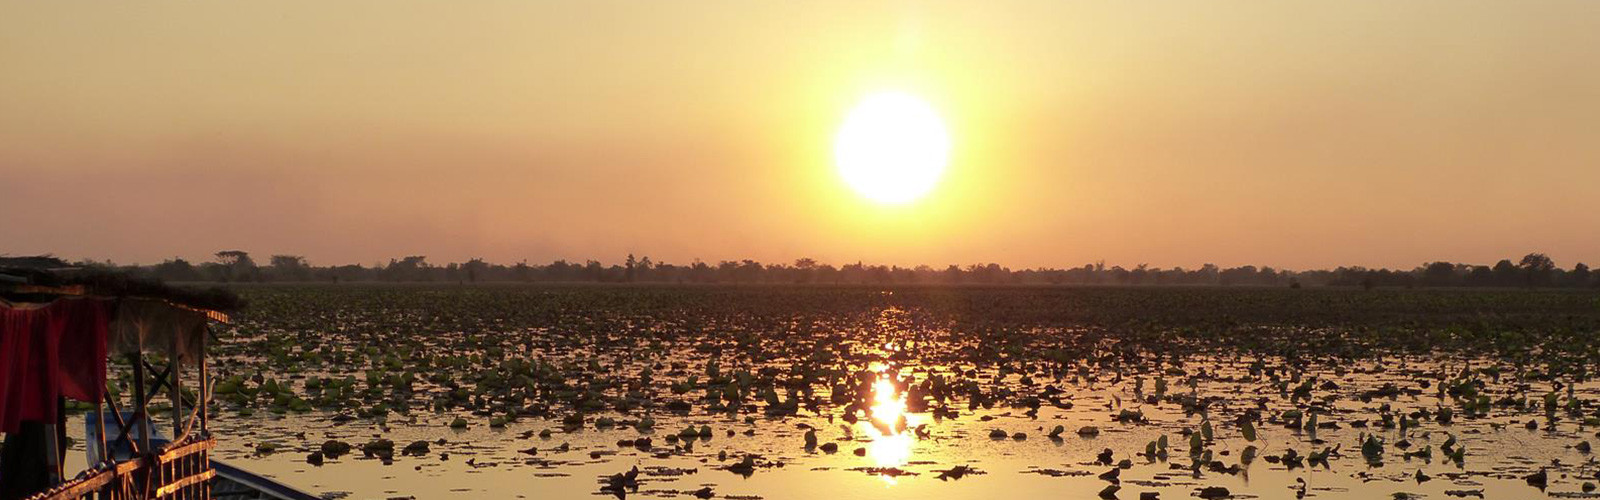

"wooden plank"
[2, 290, 229, 323]
[113, 456, 148, 475]
[6, 284, 88, 296]
[21, 467, 114, 500]
[21, 455, 146, 500]
[153, 469, 215, 498]
[156, 437, 214, 464]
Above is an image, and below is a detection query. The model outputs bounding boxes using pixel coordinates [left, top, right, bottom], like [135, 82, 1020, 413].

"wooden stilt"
[94, 397, 108, 465]
[171, 330, 183, 442]
[44, 415, 62, 486]
[130, 352, 151, 453]
[199, 328, 209, 435]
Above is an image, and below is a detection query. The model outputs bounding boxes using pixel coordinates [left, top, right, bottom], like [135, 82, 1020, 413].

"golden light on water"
[865, 369, 920, 486]
[871, 377, 903, 425]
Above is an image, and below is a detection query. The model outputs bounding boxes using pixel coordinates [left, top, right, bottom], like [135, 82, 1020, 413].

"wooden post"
[171, 330, 183, 442]
[41, 425, 60, 484]
[55, 397, 67, 477]
[199, 328, 209, 434]
[95, 397, 108, 465]
[130, 351, 151, 452]
[44, 398, 64, 485]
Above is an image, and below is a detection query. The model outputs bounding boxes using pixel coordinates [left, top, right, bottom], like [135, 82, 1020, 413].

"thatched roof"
[0, 256, 243, 312]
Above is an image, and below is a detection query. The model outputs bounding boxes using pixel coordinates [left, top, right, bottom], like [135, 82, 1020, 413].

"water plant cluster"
[144, 285, 1600, 499]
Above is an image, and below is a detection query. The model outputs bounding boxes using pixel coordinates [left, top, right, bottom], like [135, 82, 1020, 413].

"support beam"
[143, 359, 198, 409]
[104, 391, 140, 455]
[44, 417, 62, 485]
[129, 352, 151, 452]
[54, 397, 67, 480]
[95, 398, 108, 465]
[171, 331, 183, 441]
[199, 330, 210, 434]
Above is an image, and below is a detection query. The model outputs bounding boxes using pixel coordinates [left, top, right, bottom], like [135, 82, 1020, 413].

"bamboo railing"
[24, 436, 215, 500]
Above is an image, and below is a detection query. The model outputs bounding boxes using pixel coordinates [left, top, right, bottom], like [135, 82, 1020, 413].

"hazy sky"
[3, 1, 1598, 270]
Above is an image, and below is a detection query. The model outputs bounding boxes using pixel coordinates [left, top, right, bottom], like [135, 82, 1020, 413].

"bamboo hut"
[1, 258, 239, 500]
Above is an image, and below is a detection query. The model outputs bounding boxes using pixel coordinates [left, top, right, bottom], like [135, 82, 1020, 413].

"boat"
[1, 258, 318, 500]
[84, 413, 320, 500]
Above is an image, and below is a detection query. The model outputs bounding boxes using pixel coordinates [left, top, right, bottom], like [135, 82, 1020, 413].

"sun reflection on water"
[864, 368, 920, 486]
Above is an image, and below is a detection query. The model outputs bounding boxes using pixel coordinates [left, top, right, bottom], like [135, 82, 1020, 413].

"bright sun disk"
[834, 92, 951, 204]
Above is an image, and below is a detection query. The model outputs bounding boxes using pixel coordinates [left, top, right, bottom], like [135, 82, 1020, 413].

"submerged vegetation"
[141, 285, 1600, 499]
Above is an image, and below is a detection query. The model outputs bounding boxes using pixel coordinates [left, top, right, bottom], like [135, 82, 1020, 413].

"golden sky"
[3, 1, 1598, 269]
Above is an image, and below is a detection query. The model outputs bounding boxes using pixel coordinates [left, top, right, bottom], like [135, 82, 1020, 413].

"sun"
[834, 92, 951, 204]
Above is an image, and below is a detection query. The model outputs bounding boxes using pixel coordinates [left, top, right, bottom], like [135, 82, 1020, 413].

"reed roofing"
[0, 256, 243, 313]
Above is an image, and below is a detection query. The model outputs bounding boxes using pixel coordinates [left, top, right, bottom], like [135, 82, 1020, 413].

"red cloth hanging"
[0, 299, 109, 433]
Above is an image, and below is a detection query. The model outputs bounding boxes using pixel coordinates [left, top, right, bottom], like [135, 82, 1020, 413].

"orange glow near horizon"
[3, 1, 1600, 270]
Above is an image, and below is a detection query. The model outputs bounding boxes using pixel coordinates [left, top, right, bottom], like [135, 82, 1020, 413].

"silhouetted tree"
[790, 258, 816, 284]
[1491, 259, 1519, 287]
[268, 255, 310, 281]
[152, 258, 202, 282]
[1422, 261, 1457, 287]
[636, 256, 653, 281]
[463, 258, 489, 283]
[214, 250, 257, 282]
[1572, 263, 1592, 288]
[1519, 253, 1556, 287]
[1464, 265, 1494, 286]
[384, 256, 430, 281]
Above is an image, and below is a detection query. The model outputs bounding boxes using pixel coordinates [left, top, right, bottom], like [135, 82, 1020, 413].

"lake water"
[64, 286, 1600, 499]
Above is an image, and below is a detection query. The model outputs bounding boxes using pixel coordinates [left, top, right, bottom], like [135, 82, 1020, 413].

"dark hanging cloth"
[1, 420, 53, 500]
[0, 298, 110, 433]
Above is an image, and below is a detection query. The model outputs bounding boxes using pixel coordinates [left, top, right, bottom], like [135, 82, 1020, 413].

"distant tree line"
[48, 250, 1598, 289]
